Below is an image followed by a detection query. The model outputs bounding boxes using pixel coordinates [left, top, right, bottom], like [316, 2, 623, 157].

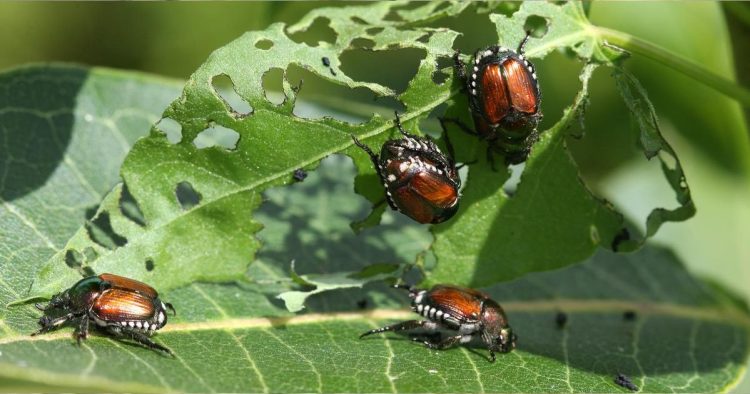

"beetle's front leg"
[31, 312, 76, 336]
[76, 314, 89, 344]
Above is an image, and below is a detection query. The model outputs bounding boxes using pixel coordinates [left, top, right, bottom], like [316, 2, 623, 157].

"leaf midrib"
[3, 299, 748, 345]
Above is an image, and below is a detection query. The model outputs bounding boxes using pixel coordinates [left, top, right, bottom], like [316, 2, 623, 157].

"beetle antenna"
[518, 30, 531, 54]
[393, 284, 414, 292]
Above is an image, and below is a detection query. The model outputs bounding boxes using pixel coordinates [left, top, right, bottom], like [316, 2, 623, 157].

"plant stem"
[591, 26, 750, 107]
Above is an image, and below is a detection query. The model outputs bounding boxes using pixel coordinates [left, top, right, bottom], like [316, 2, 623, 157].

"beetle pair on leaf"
[354, 32, 542, 225]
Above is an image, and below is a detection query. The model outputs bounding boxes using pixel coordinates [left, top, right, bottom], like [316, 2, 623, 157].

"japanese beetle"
[352, 113, 461, 224]
[32, 273, 175, 355]
[450, 31, 542, 165]
[360, 284, 516, 362]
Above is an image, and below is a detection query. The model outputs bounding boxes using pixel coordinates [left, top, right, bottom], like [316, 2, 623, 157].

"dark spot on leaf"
[356, 298, 369, 309]
[82, 266, 96, 277]
[155, 117, 182, 144]
[555, 311, 567, 328]
[611, 228, 630, 252]
[623, 310, 637, 321]
[211, 74, 252, 116]
[614, 373, 638, 391]
[255, 39, 273, 50]
[350, 38, 375, 50]
[350, 16, 368, 25]
[175, 181, 202, 210]
[524, 15, 550, 38]
[321, 57, 330, 67]
[293, 168, 308, 182]
[119, 183, 146, 227]
[86, 211, 128, 250]
[287, 17, 336, 46]
[145, 259, 155, 272]
[366, 27, 384, 36]
[262, 68, 285, 105]
[339, 47, 426, 93]
[383, 9, 403, 22]
[193, 124, 240, 150]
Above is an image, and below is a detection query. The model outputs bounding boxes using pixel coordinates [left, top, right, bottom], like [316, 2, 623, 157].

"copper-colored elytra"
[428, 285, 486, 320]
[480, 64, 511, 124]
[93, 288, 156, 321]
[411, 172, 458, 207]
[501, 59, 538, 114]
[394, 188, 433, 223]
[99, 273, 158, 299]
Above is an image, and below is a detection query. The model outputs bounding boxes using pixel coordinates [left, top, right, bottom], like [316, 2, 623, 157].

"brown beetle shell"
[383, 158, 460, 224]
[478, 59, 539, 127]
[423, 285, 488, 323]
[99, 273, 159, 299]
[92, 288, 157, 322]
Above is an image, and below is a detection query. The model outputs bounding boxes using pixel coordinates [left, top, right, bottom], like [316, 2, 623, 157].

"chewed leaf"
[0, 64, 180, 322]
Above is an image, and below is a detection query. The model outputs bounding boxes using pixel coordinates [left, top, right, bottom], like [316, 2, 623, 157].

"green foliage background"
[0, 1, 748, 393]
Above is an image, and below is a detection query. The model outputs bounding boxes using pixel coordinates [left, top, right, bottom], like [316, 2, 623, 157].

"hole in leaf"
[86, 211, 128, 250]
[83, 247, 99, 264]
[212, 74, 253, 116]
[442, 6, 498, 52]
[339, 47, 426, 93]
[524, 15, 549, 38]
[193, 124, 240, 150]
[145, 258, 155, 271]
[287, 17, 337, 46]
[432, 55, 454, 85]
[262, 68, 285, 105]
[350, 16, 368, 25]
[175, 181, 202, 210]
[119, 183, 146, 227]
[502, 163, 524, 197]
[65, 249, 84, 270]
[416, 33, 431, 44]
[255, 39, 273, 50]
[155, 117, 182, 144]
[285, 64, 404, 123]
[366, 27, 384, 35]
[349, 38, 375, 50]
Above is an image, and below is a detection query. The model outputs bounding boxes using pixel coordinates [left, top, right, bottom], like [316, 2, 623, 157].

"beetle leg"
[165, 302, 177, 317]
[359, 320, 434, 338]
[34, 303, 47, 311]
[393, 111, 421, 141]
[517, 30, 532, 55]
[351, 135, 380, 168]
[127, 331, 174, 356]
[440, 117, 479, 137]
[452, 51, 467, 85]
[416, 334, 462, 350]
[31, 312, 76, 336]
[76, 314, 89, 344]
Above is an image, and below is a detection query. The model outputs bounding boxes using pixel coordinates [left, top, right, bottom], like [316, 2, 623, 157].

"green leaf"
[2, 245, 747, 392]
[23, 1, 693, 304]
[0, 64, 181, 329]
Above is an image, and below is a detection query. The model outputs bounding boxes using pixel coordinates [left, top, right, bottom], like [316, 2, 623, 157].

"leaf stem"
[591, 26, 750, 107]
